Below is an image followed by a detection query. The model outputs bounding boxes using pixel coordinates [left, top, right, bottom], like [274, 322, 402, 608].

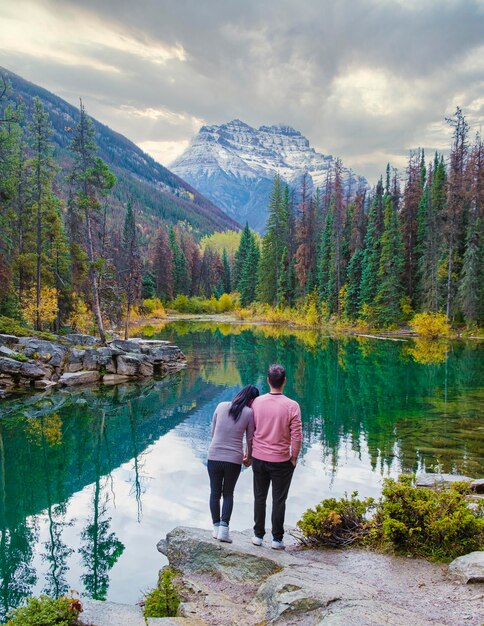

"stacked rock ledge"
[0, 333, 185, 397]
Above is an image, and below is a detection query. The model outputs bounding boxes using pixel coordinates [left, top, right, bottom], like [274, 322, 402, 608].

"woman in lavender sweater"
[207, 385, 259, 542]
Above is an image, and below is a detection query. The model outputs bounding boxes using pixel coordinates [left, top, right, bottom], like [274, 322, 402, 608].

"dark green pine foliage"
[458, 217, 483, 324]
[277, 247, 296, 307]
[359, 179, 384, 310]
[318, 197, 337, 312]
[458, 135, 483, 324]
[374, 195, 405, 326]
[233, 223, 252, 290]
[141, 272, 156, 299]
[345, 250, 364, 319]
[221, 248, 231, 293]
[168, 227, 189, 296]
[257, 175, 289, 304]
[239, 234, 260, 307]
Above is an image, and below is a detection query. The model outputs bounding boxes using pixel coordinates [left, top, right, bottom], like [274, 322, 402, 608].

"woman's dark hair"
[229, 384, 259, 422]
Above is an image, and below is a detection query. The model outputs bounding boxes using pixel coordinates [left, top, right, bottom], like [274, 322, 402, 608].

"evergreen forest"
[1, 75, 482, 337]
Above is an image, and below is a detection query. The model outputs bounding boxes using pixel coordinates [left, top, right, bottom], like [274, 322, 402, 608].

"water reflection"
[0, 323, 482, 617]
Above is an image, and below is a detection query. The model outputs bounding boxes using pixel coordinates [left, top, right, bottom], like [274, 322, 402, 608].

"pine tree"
[69, 100, 115, 343]
[401, 150, 424, 303]
[257, 175, 288, 304]
[359, 179, 384, 311]
[221, 248, 231, 293]
[374, 195, 404, 325]
[233, 223, 252, 290]
[277, 246, 296, 307]
[141, 272, 156, 299]
[168, 227, 189, 296]
[121, 200, 141, 339]
[458, 135, 483, 325]
[239, 234, 259, 307]
[317, 199, 335, 309]
[153, 228, 173, 300]
[26, 98, 65, 330]
[444, 107, 469, 321]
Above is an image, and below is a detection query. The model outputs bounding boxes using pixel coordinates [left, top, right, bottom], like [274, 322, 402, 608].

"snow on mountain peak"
[171, 120, 367, 232]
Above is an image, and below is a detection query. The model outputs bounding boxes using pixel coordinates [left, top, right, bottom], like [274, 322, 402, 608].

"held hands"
[243, 455, 252, 467]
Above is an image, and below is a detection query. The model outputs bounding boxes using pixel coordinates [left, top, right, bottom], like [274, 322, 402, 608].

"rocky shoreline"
[154, 527, 483, 626]
[0, 333, 186, 398]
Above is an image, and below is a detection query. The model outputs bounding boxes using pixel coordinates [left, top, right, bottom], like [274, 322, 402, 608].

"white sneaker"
[251, 536, 263, 546]
[212, 524, 220, 539]
[217, 524, 232, 543]
[271, 539, 286, 550]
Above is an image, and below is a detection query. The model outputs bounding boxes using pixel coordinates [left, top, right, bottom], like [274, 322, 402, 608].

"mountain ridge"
[1, 67, 239, 236]
[171, 119, 368, 232]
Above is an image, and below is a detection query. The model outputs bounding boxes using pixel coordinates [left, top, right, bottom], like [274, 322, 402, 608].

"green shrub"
[377, 475, 484, 561]
[143, 567, 180, 618]
[297, 475, 484, 562]
[7, 594, 82, 626]
[297, 492, 376, 547]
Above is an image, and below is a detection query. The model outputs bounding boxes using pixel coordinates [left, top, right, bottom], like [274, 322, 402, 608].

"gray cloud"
[0, 0, 483, 182]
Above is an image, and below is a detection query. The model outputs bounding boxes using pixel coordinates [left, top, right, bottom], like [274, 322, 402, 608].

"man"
[249, 363, 302, 550]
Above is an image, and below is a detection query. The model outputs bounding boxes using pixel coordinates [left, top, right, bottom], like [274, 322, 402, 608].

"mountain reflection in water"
[0, 322, 482, 618]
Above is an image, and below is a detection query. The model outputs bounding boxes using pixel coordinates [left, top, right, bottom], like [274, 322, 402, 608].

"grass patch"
[0, 316, 57, 341]
[142, 567, 180, 619]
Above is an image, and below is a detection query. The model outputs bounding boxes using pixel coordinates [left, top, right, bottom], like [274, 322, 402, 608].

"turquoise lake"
[0, 322, 482, 620]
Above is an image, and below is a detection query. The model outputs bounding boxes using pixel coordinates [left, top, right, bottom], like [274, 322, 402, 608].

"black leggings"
[207, 460, 242, 524]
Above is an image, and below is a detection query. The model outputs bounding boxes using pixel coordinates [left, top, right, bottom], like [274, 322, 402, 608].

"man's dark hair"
[268, 364, 285, 388]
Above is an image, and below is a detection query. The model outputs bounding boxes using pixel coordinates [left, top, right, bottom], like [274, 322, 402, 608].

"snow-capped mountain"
[171, 119, 368, 232]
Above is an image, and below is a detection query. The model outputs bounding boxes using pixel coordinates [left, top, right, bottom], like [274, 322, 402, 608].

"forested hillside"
[0, 68, 239, 236]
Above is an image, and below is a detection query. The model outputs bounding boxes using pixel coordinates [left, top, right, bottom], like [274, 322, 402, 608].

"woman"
[207, 384, 259, 543]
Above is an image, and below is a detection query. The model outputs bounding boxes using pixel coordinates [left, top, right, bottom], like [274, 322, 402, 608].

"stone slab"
[59, 370, 100, 386]
[448, 551, 484, 583]
[81, 600, 145, 626]
[415, 473, 473, 488]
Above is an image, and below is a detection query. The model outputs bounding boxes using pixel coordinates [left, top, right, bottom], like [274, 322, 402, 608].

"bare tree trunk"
[85, 208, 106, 344]
[36, 128, 42, 331]
[446, 234, 454, 322]
[124, 300, 131, 340]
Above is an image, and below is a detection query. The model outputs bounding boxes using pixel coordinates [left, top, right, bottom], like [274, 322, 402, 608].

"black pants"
[207, 460, 242, 524]
[252, 457, 295, 542]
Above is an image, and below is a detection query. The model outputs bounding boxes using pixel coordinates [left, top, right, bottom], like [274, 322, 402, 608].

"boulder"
[110, 339, 142, 353]
[18, 338, 70, 368]
[82, 347, 117, 373]
[20, 361, 50, 379]
[65, 333, 100, 346]
[59, 371, 100, 386]
[470, 478, 484, 493]
[117, 353, 153, 377]
[448, 551, 484, 583]
[0, 345, 19, 358]
[0, 334, 19, 348]
[0, 356, 22, 375]
[158, 527, 283, 582]
[415, 473, 473, 488]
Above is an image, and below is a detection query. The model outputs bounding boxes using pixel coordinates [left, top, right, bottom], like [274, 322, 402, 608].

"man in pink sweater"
[250, 363, 302, 550]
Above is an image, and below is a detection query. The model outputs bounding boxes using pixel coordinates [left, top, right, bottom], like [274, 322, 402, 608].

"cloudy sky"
[1, 0, 483, 182]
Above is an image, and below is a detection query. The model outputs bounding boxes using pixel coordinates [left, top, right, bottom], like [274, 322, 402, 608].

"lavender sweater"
[208, 402, 255, 464]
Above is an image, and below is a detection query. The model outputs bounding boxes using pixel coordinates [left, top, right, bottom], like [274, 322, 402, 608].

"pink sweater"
[251, 393, 302, 462]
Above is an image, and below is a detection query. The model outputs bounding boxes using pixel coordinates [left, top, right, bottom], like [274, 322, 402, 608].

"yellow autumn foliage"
[409, 312, 451, 338]
[22, 287, 58, 328]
